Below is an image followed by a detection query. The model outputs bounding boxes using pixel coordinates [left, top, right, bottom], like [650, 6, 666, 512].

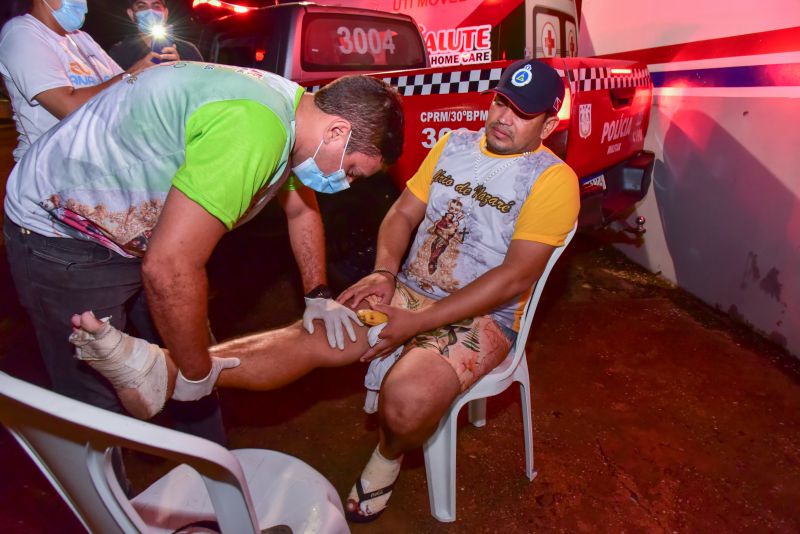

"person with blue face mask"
[0, 0, 161, 161]
[108, 0, 203, 71]
[293, 131, 354, 194]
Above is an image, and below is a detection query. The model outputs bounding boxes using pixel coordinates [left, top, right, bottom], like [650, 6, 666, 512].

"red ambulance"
[196, 0, 654, 279]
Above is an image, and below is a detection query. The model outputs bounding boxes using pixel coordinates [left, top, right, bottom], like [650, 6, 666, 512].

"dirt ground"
[1, 120, 799, 532]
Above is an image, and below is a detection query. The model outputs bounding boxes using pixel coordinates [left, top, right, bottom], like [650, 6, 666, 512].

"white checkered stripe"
[569, 67, 651, 92]
[308, 67, 508, 95]
[307, 66, 593, 96]
[381, 68, 504, 96]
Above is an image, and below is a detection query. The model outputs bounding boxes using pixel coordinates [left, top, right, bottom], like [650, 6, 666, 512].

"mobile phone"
[151, 35, 173, 64]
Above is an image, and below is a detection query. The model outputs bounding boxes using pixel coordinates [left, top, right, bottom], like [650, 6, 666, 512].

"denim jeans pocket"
[30, 239, 115, 269]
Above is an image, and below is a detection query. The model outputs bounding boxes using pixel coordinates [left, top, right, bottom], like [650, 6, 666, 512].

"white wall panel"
[579, 0, 800, 355]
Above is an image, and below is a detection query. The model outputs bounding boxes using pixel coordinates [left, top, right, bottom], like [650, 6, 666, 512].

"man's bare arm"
[142, 187, 227, 380]
[338, 189, 427, 306]
[375, 189, 427, 274]
[279, 186, 326, 293]
[34, 53, 161, 119]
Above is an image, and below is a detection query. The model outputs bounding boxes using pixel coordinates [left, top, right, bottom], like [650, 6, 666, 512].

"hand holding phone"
[151, 36, 174, 64]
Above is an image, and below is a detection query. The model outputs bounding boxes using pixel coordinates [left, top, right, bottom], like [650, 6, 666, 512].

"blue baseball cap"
[484, 59, 565, 116]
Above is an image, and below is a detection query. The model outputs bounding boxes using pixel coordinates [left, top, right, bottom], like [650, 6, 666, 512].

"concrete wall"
[578, 0, 800, 355]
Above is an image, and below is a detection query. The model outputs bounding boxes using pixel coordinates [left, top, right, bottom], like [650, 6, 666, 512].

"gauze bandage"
[70, 317, 168, 419]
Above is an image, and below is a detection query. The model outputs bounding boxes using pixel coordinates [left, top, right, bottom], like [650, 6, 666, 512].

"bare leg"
[376, 350, 462, 457]
[345, 349, 461, 521]
[345, 317, 510, 522]
[71, 308, 372, 418]
[210, 320, 371, 390]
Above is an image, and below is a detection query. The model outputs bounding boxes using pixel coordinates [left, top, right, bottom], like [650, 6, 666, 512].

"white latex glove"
[172, 356, 241, 401]
[303, 297, 363, 350]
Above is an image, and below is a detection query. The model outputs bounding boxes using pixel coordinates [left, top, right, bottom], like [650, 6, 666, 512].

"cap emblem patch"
[511, 64, 533, 87]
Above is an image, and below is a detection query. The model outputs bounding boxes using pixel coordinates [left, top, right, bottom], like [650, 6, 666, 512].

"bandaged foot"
[345, 446, 403, 522]
[69, 311, 168, 420]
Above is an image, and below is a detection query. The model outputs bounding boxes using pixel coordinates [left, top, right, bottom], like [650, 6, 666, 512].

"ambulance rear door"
[526, 0, 578, 59]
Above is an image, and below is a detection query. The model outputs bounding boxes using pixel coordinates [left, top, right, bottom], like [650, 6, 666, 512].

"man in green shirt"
[4, 62, 403, 422]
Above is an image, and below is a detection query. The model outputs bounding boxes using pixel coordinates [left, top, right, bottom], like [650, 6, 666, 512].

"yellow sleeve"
[405, 131, 452, 203]
[512, 162, 580, 246]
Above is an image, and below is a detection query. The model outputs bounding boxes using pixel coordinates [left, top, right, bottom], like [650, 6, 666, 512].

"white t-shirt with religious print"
[5, 63, 302, 257]
[0, 14, 122, 160]
[399, 130, 579, 331]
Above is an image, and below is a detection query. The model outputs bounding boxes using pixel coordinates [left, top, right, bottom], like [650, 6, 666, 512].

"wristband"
[305, 284, 332, 299]
[372, 268, 397, 282]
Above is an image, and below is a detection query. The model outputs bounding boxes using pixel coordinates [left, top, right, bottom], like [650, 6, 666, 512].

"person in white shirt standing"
[0, 0, 163, 161]
[0, 0, 226, 449]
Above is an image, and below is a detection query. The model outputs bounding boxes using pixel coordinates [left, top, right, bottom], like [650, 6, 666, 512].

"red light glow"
[255, 49, 266, 62]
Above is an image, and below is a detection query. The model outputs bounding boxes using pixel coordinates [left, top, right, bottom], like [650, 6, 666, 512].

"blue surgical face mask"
[135, 9, 165, 34]
[44, 0, 88, 33]
[292, 131, 352, 194]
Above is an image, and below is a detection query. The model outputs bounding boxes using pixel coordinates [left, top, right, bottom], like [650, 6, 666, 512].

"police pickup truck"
[198, 1, 654, 281]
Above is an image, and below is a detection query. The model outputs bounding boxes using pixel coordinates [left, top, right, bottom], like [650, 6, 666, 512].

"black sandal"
[344, 478, 396, 523]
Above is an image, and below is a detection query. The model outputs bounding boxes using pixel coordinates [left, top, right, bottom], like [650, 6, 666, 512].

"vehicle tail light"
[557, 85, 571, 123]
[545, 84, 570, 158]
[192, 0, 251, 13]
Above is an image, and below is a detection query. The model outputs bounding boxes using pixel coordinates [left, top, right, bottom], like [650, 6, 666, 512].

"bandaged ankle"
[70, 318, 168, 418]
[361, 446, 402, 487]
[373, 446, 402, 467]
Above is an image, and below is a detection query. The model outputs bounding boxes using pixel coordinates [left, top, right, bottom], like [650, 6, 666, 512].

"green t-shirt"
[4, 62, 304, 256]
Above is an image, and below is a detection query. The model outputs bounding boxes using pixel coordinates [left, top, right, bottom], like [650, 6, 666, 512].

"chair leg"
[467, 398, 486, 427]
[423, 410, 459, 522]
[519, 380, 537, 481]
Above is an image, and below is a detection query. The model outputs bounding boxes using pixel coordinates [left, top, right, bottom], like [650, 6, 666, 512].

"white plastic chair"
[422, 225, 576, 522]
[0, 371, 349, 534]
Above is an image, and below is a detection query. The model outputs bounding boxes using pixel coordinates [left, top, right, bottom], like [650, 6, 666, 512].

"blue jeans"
[3, 217, 226, 445]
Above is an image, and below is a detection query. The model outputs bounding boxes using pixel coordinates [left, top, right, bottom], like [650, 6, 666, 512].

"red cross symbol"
[542, 22, 556, 56]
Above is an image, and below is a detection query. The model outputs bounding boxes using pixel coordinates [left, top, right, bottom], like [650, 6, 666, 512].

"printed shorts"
[391, 284, 516, 392]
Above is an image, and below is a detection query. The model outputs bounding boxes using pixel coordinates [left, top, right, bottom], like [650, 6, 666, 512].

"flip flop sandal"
[344, 478, 396, 523]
